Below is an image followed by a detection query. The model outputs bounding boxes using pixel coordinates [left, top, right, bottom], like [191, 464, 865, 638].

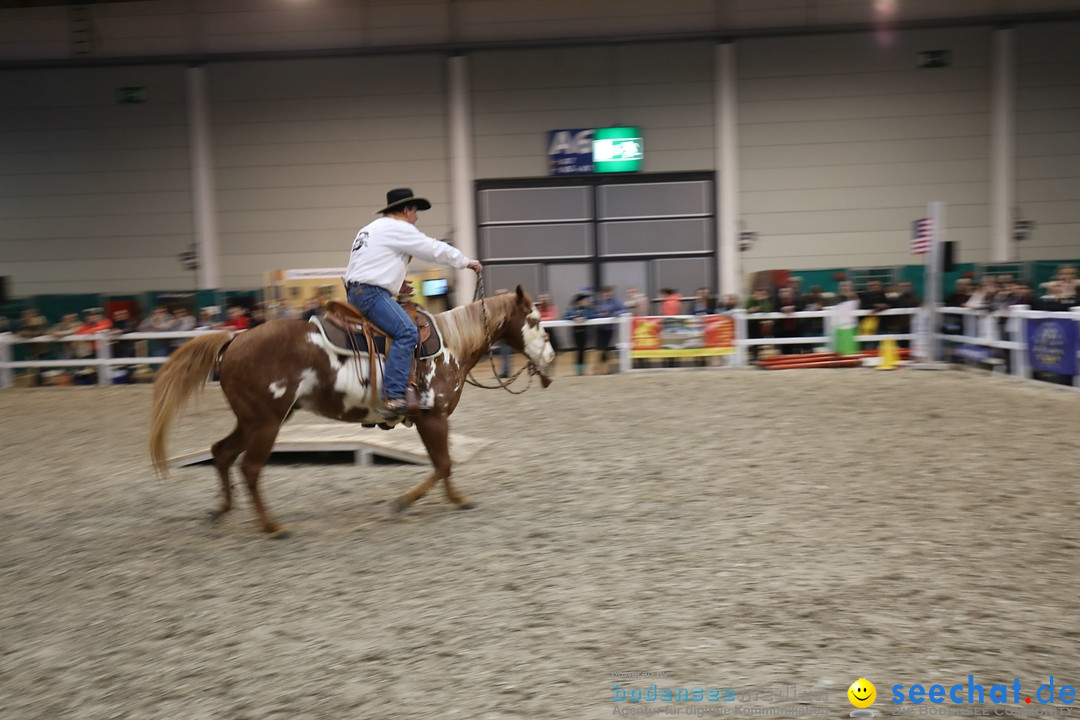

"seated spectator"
[718, 293, 740, 314]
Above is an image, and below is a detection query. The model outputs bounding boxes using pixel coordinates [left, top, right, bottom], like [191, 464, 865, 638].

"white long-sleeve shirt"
[344, 216, 472, 293]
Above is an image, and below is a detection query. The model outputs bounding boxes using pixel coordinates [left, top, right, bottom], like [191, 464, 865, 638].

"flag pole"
[914, 201, 949, 369]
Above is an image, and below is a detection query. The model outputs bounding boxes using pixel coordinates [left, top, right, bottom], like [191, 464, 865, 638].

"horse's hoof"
[458, 502, 476, 511]
[388, 497, 409, 515]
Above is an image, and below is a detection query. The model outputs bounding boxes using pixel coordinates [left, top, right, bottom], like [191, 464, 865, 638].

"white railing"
[0, 331, 216, 387]
[3, 305, 1079, 390]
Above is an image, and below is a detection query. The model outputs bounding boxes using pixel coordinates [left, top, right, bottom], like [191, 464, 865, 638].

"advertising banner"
[631, 316, 735, 358]
[1026, 317, 1079, 375]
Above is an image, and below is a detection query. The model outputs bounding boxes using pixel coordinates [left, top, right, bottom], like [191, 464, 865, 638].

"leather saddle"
[314, 299, 442, 360]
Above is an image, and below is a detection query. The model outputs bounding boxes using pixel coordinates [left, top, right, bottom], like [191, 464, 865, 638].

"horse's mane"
[436, 293, 517, 357]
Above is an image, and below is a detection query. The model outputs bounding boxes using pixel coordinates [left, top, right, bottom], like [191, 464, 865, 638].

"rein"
[464, 274, 540, 395]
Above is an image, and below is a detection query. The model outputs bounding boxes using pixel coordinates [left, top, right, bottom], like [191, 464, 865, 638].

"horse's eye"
[527, 316, 539, 328]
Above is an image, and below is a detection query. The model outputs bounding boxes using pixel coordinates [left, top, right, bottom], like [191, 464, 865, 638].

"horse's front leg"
[390, 413, 473, 513]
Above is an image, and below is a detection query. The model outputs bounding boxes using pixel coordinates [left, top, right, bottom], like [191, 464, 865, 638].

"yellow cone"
[877, 337, 899, 371]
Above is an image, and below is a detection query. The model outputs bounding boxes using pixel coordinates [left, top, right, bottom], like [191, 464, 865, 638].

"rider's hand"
[467, 260, 483, 274]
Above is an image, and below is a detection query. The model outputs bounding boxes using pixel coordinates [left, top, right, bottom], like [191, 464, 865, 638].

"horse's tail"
[149, 332, 234, 477]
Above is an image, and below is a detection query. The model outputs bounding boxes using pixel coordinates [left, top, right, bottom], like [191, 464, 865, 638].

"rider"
[345, 188, 482, 418]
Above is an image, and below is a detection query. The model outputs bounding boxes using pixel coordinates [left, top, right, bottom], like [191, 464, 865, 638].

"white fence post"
[0, 333, 13, 389]
[96, 333, 111, 387]
[1009, 305, 1028, 379]
[618, 313, 632, 373]
[732, 308, 748, 366]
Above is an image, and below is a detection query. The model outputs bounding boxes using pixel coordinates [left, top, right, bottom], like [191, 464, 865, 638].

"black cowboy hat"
[376, 188, 432, 215]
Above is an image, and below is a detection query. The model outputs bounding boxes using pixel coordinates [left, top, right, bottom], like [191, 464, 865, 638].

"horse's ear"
[515, 285, 528, 305]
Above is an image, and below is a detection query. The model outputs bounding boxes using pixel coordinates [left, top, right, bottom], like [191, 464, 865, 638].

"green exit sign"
[116, 86, 149, 104]
[592, 126, 644, 173]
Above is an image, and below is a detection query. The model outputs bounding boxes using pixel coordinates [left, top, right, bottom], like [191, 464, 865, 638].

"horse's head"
[499, 286, 556, 387]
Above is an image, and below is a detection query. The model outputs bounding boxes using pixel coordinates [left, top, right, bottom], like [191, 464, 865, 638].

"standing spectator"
[889, 280, 920, 347]
[223, 306, 251, 331]
[249, 304, 267, 329]
[139, 305, 176, 357]
[16, 307, 49, 383]
[73, 308, 113, 379]
[170, 306, 196, 352]
[195, 307, 219, 330]
[492, 288, 512, 378]
[591, 285, 622, 374]
[625, 287, 651, 316]
[535, 292, 559, 354]
[109, 308, 137, 359]
[744, 287, 774, 363]
[564, 293, 592, 376]
[690, 287, 714, 315]
[660, 288, 682, 316]
[774, 285, 806, 354]
[48, 313, 82, 359]
[718, 293, 740, 314]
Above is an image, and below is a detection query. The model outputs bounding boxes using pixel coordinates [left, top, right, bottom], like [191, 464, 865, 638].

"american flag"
[911, 217, 933, 255]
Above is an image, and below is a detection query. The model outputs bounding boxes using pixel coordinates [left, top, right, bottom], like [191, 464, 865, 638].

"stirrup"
[378, 397, 410, 419]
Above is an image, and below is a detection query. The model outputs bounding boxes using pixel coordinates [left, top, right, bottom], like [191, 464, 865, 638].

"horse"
[149, 286, 556, 537]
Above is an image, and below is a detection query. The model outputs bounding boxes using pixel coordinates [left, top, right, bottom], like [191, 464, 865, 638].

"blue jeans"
[347, 284, 418, 400]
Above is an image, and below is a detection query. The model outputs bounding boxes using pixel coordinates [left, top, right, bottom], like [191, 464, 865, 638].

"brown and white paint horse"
[149, 286, 555, 537]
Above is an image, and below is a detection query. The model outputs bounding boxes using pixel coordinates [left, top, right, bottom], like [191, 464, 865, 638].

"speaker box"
[942, 242, 956, 272]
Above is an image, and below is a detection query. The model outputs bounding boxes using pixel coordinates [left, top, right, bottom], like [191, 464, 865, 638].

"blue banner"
[547, 128, 594, 175]
[1026, 317, 1079, 375]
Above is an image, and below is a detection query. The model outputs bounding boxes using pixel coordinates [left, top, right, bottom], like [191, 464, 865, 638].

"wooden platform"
[168, 422, 491, 468]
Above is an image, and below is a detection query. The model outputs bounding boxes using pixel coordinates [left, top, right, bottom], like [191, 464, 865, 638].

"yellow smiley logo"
[848, 678, 877, 709]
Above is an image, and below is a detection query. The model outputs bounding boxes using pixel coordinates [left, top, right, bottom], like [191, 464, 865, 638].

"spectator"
[249, 304, 267, 329]
[690, 287, 714, 315]
[744, 287, 773, 363]
[718, 293, 740, 314]
[222, 306, 251, 331]
[535, 292, 559, 354]
[303, 296, 324, 321]
[802, 285, 826, 344]
[170, 307, 196, 352]
[195, 307, 220, 330]
[74, 307, 113, 362]
[109, 308, 137, 359]
[48, 313, 82, 359]
[492, 288, 512, 378]
[660, 288, 682, 316]
[774, 285, 806, 354]
[138, 305, 176, 357]
[591, 285, 622, 374]
[625, 287, 651, 317]
[563, 293, 592, 376]
[16, 307, 49, 383]
[889, 280, 920, 347]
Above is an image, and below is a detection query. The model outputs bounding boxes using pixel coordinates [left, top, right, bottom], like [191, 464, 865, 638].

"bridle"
[465, 274, 546, 394]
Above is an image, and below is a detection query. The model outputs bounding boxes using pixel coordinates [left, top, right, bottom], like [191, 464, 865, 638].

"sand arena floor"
[1, 367, 1079, 720]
